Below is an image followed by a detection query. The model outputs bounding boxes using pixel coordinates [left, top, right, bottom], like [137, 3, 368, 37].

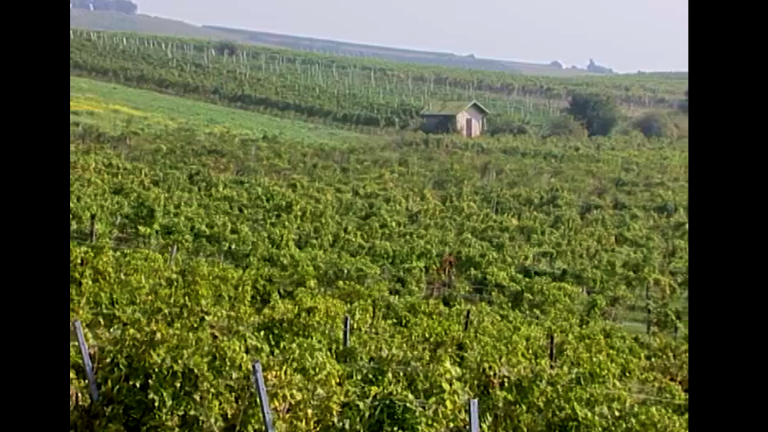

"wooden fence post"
[252, 361, 275, 432]
[73, 320, 99, 403]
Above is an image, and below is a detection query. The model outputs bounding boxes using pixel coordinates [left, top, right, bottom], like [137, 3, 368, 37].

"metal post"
[469, 399, 479, 432]
[252, 361, 275, 432]
[343, 315, 351, 348]
[89, 214, 97, 243]
[73, 320, 99, 403]
[168, 244, 178, 267]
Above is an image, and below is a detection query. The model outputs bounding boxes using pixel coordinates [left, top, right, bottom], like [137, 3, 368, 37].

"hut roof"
[420, 100, 491, 116]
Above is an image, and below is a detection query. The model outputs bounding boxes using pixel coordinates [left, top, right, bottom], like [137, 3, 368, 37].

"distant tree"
[215, 40, 239, 56]
[542, 115, 588, 139]
[632, 111, 677, 139]
[91, 0, 112, 11]
[114, 0, 138, 14]
[549, 60, 563, 69]
[586, 59, 615, 74]
[565, 92, 620, 137]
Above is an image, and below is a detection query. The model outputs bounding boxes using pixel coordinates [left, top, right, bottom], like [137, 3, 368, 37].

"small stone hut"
[420, 100, 490, 137]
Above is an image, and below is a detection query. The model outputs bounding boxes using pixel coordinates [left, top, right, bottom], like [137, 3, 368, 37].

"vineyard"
[70, 21, 689, 431]
[70, 30, 688, 131]
[70, 67, 688, 430]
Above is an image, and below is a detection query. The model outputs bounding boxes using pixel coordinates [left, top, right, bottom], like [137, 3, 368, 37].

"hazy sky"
[138, 0, 688, 72]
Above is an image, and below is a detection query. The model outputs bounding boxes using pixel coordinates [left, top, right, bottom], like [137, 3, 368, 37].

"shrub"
[542, 115, 588, 139]
[565, 92, 620, 136]
[214, 40, 239, 56]
[487, 118, 530, 137]
[632, 111, 677, 139]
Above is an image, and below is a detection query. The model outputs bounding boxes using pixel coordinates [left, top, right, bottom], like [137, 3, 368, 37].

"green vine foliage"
[70, 115, 687, 431]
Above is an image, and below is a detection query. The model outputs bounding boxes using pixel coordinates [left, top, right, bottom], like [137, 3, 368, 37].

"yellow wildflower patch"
[70, 96, 146, 117]
[70, 101, 103, 112]
[107, 104, 146, 116]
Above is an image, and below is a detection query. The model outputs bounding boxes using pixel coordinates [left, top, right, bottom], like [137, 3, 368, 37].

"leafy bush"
[487, 118, 530, 137]
[214, 40, 239, 56]
[542, 115, 588, 139]
[565, 92, 620, 137]
[632, 111, 677, 139]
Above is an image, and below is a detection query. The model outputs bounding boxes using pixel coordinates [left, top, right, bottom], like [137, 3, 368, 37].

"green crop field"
[70, 29, 688, 432]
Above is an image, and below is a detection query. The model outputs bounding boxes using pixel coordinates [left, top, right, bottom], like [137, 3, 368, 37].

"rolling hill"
[70, 9, 248, 42]
[204, 25, 598, 77]
[70, 9, 598, 77]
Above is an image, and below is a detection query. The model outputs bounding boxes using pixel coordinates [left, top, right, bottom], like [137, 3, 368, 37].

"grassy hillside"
[70, 76, 367, 144]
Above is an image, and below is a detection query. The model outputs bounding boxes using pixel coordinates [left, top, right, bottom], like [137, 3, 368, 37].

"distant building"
[420, 100, 490, 138]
